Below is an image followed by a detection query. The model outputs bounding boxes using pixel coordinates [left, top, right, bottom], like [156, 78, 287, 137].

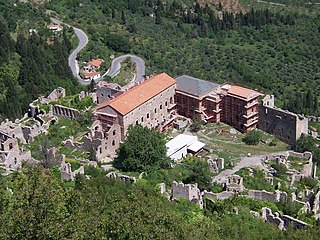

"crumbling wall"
[52, 105, 80, 119]
[171, 181, 203, 208]
[202, 190, 235, 200]
[247, 190, 287, 202]
[258, 95, 308, 146]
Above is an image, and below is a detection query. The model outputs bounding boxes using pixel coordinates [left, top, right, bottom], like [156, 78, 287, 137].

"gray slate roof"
[175, 75, 220, 97]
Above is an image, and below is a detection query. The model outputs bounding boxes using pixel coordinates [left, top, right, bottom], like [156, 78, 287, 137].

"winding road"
[50, 17, 145, 85]
[105, 54, 145, 83]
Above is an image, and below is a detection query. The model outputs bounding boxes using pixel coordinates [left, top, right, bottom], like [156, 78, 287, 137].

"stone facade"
[226, 174, 245, 192]
[171, 181, 203, 208]
[95, 81, 124, 104]
[95, 73, 177, 148]
[63, 120, 121, 161]
[258, 95, 308, 145]
[0, 132, 34, 172]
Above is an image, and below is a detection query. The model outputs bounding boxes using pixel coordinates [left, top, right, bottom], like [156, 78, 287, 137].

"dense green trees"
[115, 124, 170, 171]
[0, 166, 220, 239]
[48, 0, 319, 115]
[0, 1, 81, 120]
[2, 166, 320, 239]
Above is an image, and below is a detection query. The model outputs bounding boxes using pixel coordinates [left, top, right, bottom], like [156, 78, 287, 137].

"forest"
[0, 0, 81, 120]
[47, 0, 319, 116]
[1, 165, 320, 240]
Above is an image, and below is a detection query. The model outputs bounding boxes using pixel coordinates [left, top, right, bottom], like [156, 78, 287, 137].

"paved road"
[51, 18, 145, 85]
[212, 151, 287, 184]
[51, 17, 89, 84]
[105, 54, 145, 83]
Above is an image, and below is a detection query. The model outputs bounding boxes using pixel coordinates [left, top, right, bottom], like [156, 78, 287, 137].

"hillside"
[46, 0, 319, 116]
[0, 0, 82, 120]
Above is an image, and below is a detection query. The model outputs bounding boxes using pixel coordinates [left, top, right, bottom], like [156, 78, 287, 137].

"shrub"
[242, 130, 262, 145]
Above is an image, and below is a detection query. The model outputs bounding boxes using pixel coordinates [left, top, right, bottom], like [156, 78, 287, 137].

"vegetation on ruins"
[2, 166, 320, 239]
[115, 124, 170, 171]
[295, 134, 320, 164]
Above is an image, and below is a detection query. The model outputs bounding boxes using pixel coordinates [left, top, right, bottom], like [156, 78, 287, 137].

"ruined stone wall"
[260, 207, 309, 230]
[258, 95, 308, 146]
[202, 190, 235, 200]
[52, 105, 80, 119]
[63, 121, 121, 162]
[96, 85, 123, 104]
[171, 181, 203, 208]
[247, 190, 287, 202]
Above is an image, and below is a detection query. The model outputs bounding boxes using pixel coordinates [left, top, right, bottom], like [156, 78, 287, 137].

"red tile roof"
[96, 73, 176, 115]
[81, 71, 100, 79]
[227, 85, 262, 100]
[89, 59, 103, 67]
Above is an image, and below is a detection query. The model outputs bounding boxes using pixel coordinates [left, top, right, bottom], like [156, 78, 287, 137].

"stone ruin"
[63, 120, 121, 162]
[226, 174, 244, 192]
[59, 156, 85, 181]
[266, 151, 314, 185]
[105, 171, 136, 183]
[52, 104, 80, 119]
[259, 207, 309, 230]
[0, 131, 36, 174]
[247, 190, 287, 202]
[39, 87, 66, 105]
[207, 157, 224, 173]
[171, 181, 203, 209]
[79, 91, 97, 103]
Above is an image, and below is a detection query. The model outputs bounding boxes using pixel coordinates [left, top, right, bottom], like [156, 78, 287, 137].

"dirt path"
[212, 151, 287, 183]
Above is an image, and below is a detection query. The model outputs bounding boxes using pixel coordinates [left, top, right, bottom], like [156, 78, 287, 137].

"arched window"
[113, 130, 116, 135]
[112, 140, 115, 146]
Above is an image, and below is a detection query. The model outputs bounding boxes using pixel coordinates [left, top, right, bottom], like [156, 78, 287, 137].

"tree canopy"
[115, 124, 170, 172]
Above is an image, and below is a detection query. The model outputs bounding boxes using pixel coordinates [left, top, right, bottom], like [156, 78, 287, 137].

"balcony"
[243, 111, 258, 119]
[168, 103, 176, 110]
[244, 117, 259, 128]
[244, 100, 258, 109]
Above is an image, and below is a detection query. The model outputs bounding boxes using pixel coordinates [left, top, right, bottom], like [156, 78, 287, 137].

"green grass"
[25, 118, 90, 160]
[195, 123, 288, 165]
[309, 121, 320, 134]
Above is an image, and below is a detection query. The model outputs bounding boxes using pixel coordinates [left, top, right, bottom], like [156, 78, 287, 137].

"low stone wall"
[247, 190, 287, 202]
[261, 207, 309, 230]
[202, 190, 235, 200]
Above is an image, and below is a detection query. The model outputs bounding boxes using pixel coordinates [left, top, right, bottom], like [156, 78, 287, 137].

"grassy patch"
[194, 123, 288, 165]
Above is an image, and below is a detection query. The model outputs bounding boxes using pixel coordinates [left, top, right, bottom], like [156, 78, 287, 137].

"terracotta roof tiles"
[96, 73, 176, 115]
[89, 59, 103, 67]
[227, 85, 262, 100]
